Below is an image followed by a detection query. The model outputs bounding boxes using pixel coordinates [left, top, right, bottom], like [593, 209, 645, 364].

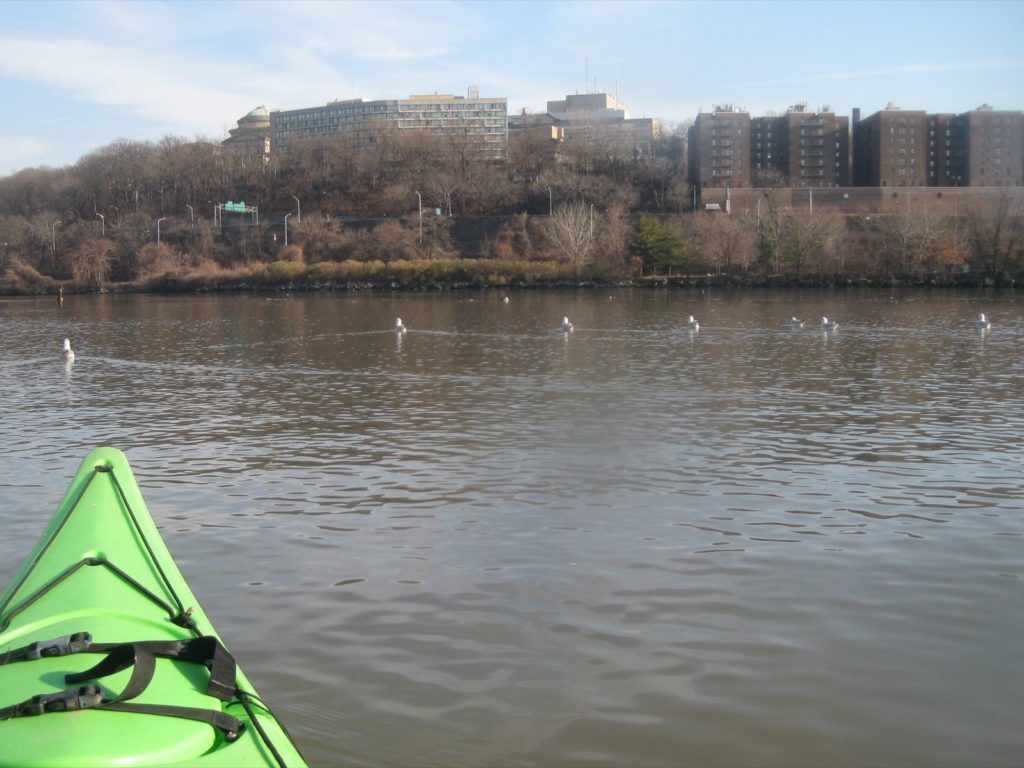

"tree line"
[0, 124, 1021, 293]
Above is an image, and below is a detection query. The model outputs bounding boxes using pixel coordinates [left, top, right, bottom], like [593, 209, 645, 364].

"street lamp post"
[284, 213, 291, 247]
[157, 217, 167, 244]
[292, 196, 301, 223]
[96, 212, 105, 236]
[547, 186, 552, 216]
[112, 206, 119, 228]
[186, 204, 194, 229]
[415, 190, 423, 243]
[50, 221, 59, 253]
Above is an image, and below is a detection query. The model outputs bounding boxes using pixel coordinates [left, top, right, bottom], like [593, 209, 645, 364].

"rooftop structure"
[509, 92, 659, 166]
[222, 105, 272, 167]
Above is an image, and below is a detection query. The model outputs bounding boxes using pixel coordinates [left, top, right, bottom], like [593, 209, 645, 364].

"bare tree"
[877, 209, 941, 276]
[425, 171, 459, 217]
[695, 213, 756, 274]
[964, 193, 1024, 283]
[68, 237, 114, 290]
[547, 201, 596, 270]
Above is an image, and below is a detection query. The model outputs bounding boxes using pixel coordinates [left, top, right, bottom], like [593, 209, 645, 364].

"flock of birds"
[391, 310, 994, 335]
[57, 312, 998, 363]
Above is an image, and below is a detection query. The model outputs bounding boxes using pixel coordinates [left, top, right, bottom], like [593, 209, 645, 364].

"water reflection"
[0, 290, 1022, 767]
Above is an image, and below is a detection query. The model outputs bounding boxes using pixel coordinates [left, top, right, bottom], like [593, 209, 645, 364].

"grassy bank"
[0, 254, 1008, 296]
[135, 258, 599, 292]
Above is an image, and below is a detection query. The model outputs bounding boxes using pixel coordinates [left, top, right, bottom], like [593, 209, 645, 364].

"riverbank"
[1, 256, 1009, 296]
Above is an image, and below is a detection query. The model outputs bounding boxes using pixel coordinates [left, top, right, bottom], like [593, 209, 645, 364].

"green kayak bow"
[0, 447, 307, 767]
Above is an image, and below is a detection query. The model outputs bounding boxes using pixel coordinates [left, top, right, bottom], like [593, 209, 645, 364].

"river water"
[1, 289, 1021, 767]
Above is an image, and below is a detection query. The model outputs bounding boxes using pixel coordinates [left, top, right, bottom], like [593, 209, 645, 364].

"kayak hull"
[0, 447, 307, 767]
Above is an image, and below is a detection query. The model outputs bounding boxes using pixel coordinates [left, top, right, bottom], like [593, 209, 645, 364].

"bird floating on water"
[789, 317, 805, 328]
[394, 317, 406, 333]
[561, 316, 574, 333]
[977, 313, 991, 330]
[820, 317, 838, 331]
[502, 296, 510, 304]
[687, 315, 700, 331]
[62, 338, 75, 363]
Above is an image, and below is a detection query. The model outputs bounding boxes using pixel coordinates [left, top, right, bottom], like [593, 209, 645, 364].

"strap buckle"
[23, 685, 103, 715]
[24, 632, 93, 660]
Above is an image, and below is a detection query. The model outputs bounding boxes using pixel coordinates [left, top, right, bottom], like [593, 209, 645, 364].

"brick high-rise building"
[854, 104, 1023, 187]
[926, 113, 957, 187]
[781, 104, 849, 188]
[689, 105, 751, 189]
[751, 115, 784, 183]
[751, 105, 849, 188]
[852, 105, 929, 187]
[951, 106, 1024, 187]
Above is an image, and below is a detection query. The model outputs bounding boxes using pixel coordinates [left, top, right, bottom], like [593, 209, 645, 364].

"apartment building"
[853, 104, 1023, 187]
[750, 115, 783, 182]
[926, 113, 957, 187]
[269, 89, 508, 159]
[952, 106, 1024, 187]
[751, 104, 849, 187]
[689, 105, 751, 188]
[852, 105, 929, 187]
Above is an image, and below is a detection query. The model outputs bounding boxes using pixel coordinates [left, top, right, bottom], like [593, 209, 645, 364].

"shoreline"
[9, 275, 1009, 297]
[1, 258, 1012, 297]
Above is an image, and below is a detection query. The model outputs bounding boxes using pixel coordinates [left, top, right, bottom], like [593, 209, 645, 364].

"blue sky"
[1, 0, 1022, 176]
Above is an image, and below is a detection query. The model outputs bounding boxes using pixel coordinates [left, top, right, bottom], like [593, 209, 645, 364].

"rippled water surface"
[1, 289, 1022, 767]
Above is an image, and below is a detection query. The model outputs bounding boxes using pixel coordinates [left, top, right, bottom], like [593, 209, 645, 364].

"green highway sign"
[224, 201, 246, 212]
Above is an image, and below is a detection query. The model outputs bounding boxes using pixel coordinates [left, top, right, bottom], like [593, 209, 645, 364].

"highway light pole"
[157, 217, 166, 244]
[186, 204, 194, 228]
[50, 221, 59, 253]
[284, 213, 291, 247]
[96, 212, 104, 236]
[292, 196, 301, 223]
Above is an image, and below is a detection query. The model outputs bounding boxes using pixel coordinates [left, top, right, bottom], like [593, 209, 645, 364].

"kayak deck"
[0, 448, 307, 767]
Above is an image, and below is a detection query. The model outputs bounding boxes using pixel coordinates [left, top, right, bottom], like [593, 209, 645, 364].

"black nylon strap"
[83, 637, 237, 701]
[65, 643, 156, 704]
[100, 701, 243, 740]
[1, 638, 244, 738]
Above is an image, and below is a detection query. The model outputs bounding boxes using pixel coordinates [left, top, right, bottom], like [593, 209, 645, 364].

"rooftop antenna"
[585, 58, 589, 94]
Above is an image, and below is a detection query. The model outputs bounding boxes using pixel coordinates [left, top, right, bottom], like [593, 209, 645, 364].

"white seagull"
[687, 315, 700, 331]
[820, 317, 838, 331]
[62, 338, 75, 363]
[977, 313, 991, 330]
[561, 316, 574, 333]
[394, 317, 407, 334]
[502, 296, 510, 304]
[789, 317, 805, 328]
